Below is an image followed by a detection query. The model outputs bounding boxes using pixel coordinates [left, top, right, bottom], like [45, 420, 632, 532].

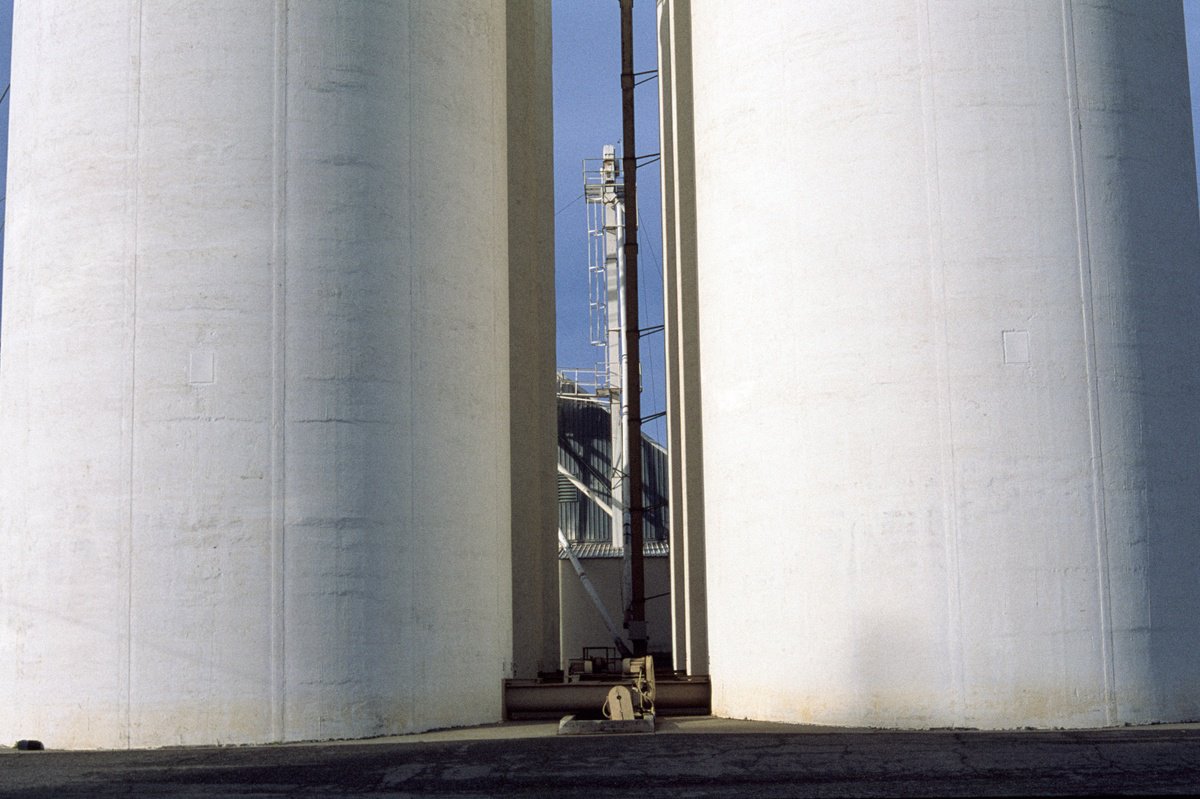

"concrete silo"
[660, 0, 1200, 727]
[0, 0, 557, 748]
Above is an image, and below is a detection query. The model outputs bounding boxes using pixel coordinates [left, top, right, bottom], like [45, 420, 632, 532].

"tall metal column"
[602, 151, 628, 553]
[619, 0, 647, 655]
[584, 146, 636, 628]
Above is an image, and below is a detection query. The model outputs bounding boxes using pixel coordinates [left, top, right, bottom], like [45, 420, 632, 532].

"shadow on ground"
[2, 718, 1199, 797]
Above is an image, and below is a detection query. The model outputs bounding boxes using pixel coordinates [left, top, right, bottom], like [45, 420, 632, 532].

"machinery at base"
[602, 656, 656, 721]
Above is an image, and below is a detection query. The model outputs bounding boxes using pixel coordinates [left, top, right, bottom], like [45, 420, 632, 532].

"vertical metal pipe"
[619, 0, 647, 655]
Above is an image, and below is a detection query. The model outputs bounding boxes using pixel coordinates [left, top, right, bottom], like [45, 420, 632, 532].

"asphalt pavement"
[2, 717, 1198, 797]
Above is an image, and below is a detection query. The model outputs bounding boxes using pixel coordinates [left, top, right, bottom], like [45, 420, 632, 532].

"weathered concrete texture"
[556, 713, 655, 735]
[674, 1, 1200, 728]
[0, 719, 1198, 797]
[0, 1, 552, 748]
[507, 0, 560, 680]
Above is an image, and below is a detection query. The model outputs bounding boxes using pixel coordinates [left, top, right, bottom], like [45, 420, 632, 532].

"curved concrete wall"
[0, 1, 536, 748]
[506, 0, 561, 681]
[683, 1, 1200, 727]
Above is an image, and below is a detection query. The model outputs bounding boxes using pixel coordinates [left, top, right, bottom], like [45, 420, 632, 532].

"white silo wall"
[0, 1, 526, 748]
[681, 1, 1200, 727]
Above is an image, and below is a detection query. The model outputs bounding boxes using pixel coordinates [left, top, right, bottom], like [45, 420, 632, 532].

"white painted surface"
[506, 0, 560, 681]
[0, 1, 530, 748]
[683, 1, 1200, 728]
[657, 0, 708, 677]
[559, 555, 671, 668]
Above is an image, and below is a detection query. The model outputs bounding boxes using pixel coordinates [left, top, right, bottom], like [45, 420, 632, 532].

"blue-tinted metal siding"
[558, 396, 669, 544]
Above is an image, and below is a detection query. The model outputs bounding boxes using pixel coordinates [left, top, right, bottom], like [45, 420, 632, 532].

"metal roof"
[558, 541, 670, 560]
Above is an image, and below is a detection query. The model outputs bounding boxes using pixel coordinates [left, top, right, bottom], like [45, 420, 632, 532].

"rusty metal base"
[503, 676, 710, 720]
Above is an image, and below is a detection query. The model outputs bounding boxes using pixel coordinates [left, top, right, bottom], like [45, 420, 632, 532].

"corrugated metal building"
[556, 388, 673, 663]
[557, 395, 669, 544]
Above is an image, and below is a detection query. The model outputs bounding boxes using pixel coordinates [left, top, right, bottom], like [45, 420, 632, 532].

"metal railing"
[557, 367, 613, 399]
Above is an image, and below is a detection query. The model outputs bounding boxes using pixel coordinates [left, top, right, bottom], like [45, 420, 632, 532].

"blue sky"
[552, 0, 668, 442]
[1188, 1, 1200, 194]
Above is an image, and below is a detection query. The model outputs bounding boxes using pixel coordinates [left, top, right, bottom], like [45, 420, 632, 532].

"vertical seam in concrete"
[405, 1, 417, 723]
[1061, 0, 1117, 726]
[499, 0, 512, 680]
[504, 0, 517, 679]
[917, 0, 966, 723]
[658, 0, 687, 674]
[537, 0, 559, 677]
[668, 0, 708, 677]
[672, 0, 700, 671]
[270, 0, 289, 742]
[123, 0, 145, 750]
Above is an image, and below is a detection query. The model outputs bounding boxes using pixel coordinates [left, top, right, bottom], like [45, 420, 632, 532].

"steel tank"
[0, 1, 549, 747]
[669, 0, 1200, 727]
